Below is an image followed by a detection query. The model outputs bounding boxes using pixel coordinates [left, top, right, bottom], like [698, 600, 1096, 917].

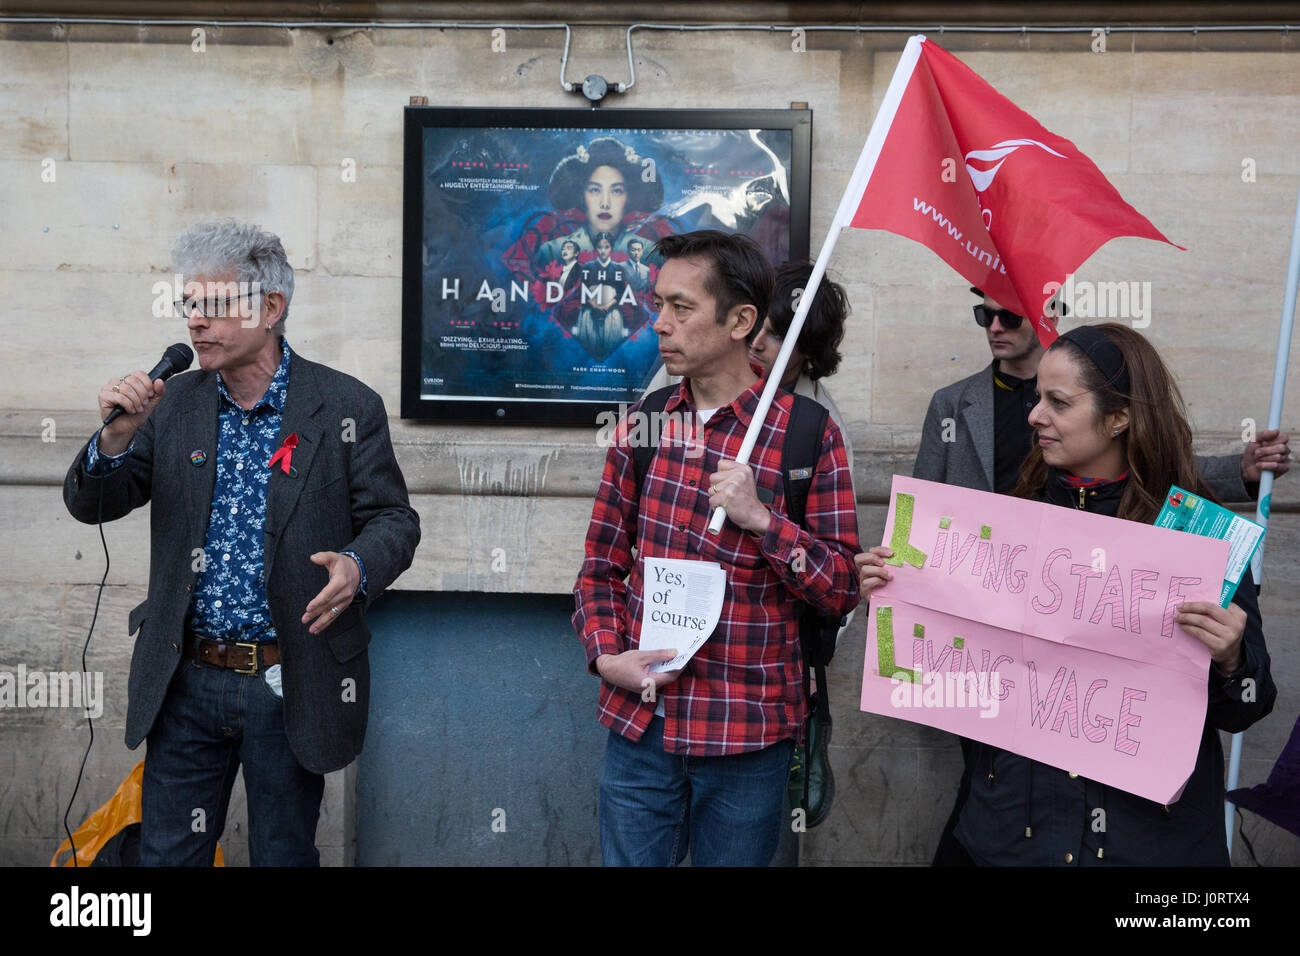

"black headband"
[1058, 325, 1130, 396]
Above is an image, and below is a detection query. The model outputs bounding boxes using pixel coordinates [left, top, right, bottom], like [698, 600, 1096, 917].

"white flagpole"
[1225, 182, 1300, 853]
[708, 34, 927, 533]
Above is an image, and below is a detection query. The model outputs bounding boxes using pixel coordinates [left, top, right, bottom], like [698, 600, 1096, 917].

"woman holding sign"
[859, 323, 1277, 865]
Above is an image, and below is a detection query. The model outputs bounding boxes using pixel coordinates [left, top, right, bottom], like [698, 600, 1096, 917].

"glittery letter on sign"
[884, 492, 928, 568]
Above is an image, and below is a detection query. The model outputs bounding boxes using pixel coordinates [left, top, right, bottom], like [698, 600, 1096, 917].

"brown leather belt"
[182, 629, 279, 675]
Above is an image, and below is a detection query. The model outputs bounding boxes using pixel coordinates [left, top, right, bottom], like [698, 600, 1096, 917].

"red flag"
[844, 36, 1182, 347]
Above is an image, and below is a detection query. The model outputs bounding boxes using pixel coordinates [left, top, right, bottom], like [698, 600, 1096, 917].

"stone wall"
[2, 17, 1297, 866]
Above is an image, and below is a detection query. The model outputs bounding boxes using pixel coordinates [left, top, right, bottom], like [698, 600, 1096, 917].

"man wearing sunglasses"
[916, 286, 1290, 497]
[906, 285, 1290, 866]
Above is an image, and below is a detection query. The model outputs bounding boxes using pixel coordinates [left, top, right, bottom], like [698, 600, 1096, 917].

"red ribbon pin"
[269, 432, 299, 475]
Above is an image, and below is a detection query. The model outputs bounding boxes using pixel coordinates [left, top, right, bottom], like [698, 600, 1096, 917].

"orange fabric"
[50, 760, 225, 867]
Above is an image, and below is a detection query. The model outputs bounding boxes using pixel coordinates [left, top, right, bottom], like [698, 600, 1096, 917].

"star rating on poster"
[448, 161, 530, 169]
[683, 167, 766, 176]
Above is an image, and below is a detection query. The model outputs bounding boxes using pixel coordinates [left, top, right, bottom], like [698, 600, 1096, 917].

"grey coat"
[63, 347, 421, 774]
[913, 362, 1251, 502]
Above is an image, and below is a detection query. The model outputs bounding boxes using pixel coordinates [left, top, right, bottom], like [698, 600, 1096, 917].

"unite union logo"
[963, 138, 1067, 193]
[962, 138, 1067, 230]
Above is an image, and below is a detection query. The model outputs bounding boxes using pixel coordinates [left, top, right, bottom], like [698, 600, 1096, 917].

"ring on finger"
[329, 606, 339, 617]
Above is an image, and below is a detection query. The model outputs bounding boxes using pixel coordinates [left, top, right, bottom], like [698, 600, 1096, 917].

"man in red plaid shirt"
[573, 231, 861, 866]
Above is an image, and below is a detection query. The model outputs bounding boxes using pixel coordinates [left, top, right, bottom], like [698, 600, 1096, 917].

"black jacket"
[954, 470, 1276, 865]
[63, 347, 421, 774]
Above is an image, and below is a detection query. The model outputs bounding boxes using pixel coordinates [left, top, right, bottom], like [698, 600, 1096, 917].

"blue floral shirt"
[84, 340, 366, 642]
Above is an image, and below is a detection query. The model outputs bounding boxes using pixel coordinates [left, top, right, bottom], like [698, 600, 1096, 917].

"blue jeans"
[139, 657, 324, 866]
[599, 717, 794, 866]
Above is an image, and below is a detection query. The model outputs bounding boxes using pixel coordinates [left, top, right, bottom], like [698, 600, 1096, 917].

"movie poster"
[416, 124, 796, 410]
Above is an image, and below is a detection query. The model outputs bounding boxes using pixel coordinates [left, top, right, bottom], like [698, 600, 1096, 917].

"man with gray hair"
[63, 220, 420, 866]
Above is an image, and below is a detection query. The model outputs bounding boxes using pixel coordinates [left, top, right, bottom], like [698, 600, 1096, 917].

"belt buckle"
[233, 641, 260, 676]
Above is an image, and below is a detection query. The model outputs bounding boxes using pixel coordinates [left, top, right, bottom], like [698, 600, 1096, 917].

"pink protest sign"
[860, 476, 1231, 804]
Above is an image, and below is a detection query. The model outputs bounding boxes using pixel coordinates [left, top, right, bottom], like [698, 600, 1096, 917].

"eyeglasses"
[973, 304, 1024, 329]
[174, 291, 262, 319]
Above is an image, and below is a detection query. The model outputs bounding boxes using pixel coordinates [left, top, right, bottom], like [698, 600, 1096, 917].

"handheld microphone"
[102, 343, 194, 426]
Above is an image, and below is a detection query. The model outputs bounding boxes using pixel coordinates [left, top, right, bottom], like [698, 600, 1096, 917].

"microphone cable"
[60, 474, 108, 867]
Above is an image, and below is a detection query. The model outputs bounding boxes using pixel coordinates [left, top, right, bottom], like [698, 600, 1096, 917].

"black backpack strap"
[630, 385, 679, 493]
[780, 394, 830, 529]
[781, 394, 846, 674]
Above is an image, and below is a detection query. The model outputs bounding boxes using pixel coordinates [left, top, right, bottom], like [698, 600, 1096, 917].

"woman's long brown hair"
[1012, 322, 1213, 522]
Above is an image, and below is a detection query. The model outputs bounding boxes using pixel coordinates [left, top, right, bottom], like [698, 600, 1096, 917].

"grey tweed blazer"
[63, 346, 420, 774]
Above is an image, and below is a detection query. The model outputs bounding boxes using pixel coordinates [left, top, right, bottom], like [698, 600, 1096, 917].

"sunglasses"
[973, 304, 1025, 329]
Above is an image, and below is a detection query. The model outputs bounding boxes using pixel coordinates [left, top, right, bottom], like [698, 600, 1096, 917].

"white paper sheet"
[638, 557, 727, 672]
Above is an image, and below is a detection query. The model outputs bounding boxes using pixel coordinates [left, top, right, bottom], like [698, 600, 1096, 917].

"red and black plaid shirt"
[572, 375, 861, 755]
